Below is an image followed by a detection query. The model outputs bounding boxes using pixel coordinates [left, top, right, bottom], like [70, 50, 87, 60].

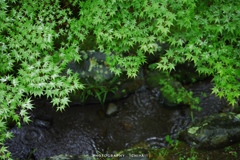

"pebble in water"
[106, 103, 119, 116]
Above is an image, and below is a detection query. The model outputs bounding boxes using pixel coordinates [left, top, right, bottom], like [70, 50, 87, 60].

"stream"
[5, 80, 227, 159]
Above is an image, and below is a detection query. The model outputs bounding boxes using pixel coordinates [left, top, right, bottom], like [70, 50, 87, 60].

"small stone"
[106, 103, 119, 116]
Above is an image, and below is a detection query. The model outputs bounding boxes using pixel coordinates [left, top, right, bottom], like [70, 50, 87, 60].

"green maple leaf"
[160, 57, 168, 64]
[40, 43, 47, 49]
[185, 52, 192, 61]
[177, 39, 184, 46]
[59, 89, 69, 97]
[140, 44, 148, 52]
[157, 18, 164, 25]
[167, 37, 177, 46]
[165, 20, 173, 28]
[148, 13, 155, 19]
[114, 31, 122, 39]
[0, 10, 6, 19]
[5, 131, 13, 139]
[218, 91, 224, 99]
[157, 63, 168, 71]
[148, 35, 155, 42]
[166, 49, 174, 58]
[12, 114, 20, 122]
[229, 99, 237, 106]
[192, 56, 199, 64]
[196, 67, 207, 74]
[22, 98, 33, 110]
[207, 59, 215, 66]
[217, 69, 225, 77]
[178, 20, 185, 29]
[127, 40, 134, 47]
[107, 35, 113, 42]
[31, 89, 43, 97]
[52, 89, 59, 96]
[111, 68, 122, 76]
[57, 105, 66, 112]
[165, 11, 176, 21]
[23, 115, 31, 123]
[211, 87, 219, 94]
[51, 97, 61, 106]
[78, 33, 85, 41]
[168, 63, 175, 71]
[20, 109, 27, 117]
[60, 97, 70, 106]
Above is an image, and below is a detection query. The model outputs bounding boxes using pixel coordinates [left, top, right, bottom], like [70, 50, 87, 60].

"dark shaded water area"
[5, 81, 228, 159]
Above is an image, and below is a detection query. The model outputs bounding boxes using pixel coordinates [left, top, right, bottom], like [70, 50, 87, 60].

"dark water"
[5, 81, 227, 159]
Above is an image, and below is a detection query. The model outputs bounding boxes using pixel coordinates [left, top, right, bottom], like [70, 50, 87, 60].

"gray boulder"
[179, 112, 240, 149]
[66, 50, 144, 104]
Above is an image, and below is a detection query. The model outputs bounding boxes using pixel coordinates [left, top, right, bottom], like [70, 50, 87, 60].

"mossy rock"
[67, 50, 144, 104]
[145, 70, 169, 89]
[179, 112, 240, 149]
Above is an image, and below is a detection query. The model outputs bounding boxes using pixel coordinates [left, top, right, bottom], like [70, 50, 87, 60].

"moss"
[147, 141, 240, 160]
[188, 127, 199, 134]
[145, 70, 168, 89]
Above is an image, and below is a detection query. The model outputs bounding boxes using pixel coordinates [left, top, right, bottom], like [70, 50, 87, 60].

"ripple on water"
[5, 141, 31, 159]
[5, 126, 35, 159]
[20, 127, 44, 146]
[145, 137, 166, 148]
[5, 125, 55, 159]
[131, 88, 159, 117]
[52, 129, 98, 155]
[7, 81, 227, 158]
[169, 110, 192, 137]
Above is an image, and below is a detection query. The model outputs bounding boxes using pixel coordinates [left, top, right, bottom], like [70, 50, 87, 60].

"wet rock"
[179, 112, 240, 149]
[67, 51, 112, 83]
[106, 103, 119, 116]
[110, 77, 144, 101]
[66, 50, 144, 104]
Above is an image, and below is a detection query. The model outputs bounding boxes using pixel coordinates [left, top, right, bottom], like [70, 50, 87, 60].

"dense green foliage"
[0, 0, 239, 159]
[0, 0, 85, 159]
[75, 0, 239, 106]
